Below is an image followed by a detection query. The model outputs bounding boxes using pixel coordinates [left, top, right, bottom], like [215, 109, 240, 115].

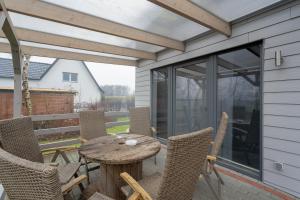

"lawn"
[107, 117, 129, 135]
[107, 125, 129, 135]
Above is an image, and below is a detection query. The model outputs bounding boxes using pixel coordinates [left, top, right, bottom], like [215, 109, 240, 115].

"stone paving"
[44, 147, 298, 200]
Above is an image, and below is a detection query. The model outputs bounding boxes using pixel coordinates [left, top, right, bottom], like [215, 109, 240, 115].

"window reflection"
[152, 68, 169, 139]
[217, 45, 261, 170]
[175, 61, 208, 134]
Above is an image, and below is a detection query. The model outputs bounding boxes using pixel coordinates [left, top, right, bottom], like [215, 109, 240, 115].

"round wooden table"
[79, 134, 161, 200]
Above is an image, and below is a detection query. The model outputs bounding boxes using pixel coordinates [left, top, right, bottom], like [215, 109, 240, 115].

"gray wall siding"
[135, 1, 300, 197]
[263, 15, 300, 196]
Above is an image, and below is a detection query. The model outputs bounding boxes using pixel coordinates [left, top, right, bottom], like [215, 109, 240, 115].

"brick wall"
[0, 90, 74, 120]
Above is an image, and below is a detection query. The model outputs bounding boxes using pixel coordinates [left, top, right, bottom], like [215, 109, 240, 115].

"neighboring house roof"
[0, 58, 53, 80]
[0, 57, 104, 94]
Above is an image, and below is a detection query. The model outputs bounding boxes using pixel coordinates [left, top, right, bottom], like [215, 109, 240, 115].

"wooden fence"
[31, 111, 129, 150]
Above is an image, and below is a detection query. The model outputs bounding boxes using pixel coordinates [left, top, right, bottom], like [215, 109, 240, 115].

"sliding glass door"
[217, 45, 261, 170]
[151, 42, 262, 177]
[175, 61, 208, 134]
[152, 68, 170, 139]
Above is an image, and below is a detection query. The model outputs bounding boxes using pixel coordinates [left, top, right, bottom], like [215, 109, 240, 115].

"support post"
[0, 0, 23, 117]
[11, 41, 23, 117]
[13, 52, 22, 118]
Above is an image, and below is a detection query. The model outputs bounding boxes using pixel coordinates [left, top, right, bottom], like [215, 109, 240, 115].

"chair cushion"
[88, 192, 114, 200]
[121, 172, 162, 200]
[57, 162, 81, 184]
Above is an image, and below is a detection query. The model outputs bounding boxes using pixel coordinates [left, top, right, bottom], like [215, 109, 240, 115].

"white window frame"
[62, 72, 78, 83]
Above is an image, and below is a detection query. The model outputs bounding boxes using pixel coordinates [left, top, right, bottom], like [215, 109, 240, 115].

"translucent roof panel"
[191, 0, 283, 21]
[0, 36, 137, 60]
[9, 12, 164, 53]
[42, 0, 209, 41]
[20, 41, 138, 60]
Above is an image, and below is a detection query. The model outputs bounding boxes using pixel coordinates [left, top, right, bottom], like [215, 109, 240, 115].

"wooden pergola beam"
[0, 0, 23, 117]
[0, 28, 156, 60]
[0, 42, 137, 66]
[148, 0, 231, 36]
[5, 0, 185, 51]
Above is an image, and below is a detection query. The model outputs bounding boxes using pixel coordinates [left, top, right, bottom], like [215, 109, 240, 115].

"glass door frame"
[150, 42, 263, 180]
[214, 42, 263, 180]
[172, 58, 213, 135]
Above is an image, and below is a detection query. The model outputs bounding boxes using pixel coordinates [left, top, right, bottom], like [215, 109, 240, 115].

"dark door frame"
[150, 41, 263, 180]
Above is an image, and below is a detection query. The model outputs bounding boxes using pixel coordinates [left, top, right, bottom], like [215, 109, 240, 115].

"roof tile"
[0, 58, 52, 80]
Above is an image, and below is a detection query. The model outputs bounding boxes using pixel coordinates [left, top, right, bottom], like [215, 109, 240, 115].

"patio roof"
[0, 0, 286, 117]
[0, 0, 284, 67]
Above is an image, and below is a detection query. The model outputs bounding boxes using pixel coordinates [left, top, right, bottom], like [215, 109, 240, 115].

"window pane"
[152, 68, 169, 139]
[217, 45, 261, 170]
[63, 72, 69, 81]
[175, 61, 208, 134]
[71, 73, 78, 82]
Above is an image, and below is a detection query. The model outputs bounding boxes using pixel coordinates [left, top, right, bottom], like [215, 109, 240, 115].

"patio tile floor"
[44, 147, 298, 200]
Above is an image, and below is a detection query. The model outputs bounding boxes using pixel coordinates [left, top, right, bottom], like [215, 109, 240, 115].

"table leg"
[100, 161, 143, 200]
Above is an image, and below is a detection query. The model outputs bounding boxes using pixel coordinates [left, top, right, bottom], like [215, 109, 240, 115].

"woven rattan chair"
[201, 112, 229, 200]
[90, 172, 154, 200]
[79, 110, 107, 182]
[129, 107, 158, 164]
[0, 148, 153, 200]
[129, 107, 156, 137]
[121, 127, 212, 200]
[0, 117, 83, 191]
[0, 147, 88, 200]
[79, 110, 107, 143]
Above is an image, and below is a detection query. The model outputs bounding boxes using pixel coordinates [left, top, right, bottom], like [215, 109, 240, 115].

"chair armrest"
[41, 146, 77, 154]
[61, 175, 87, 195]
[206, 155, 217, 174]
[120, 172, 152, 200]
[150, 127, 157, 138]
[79, 137, 88, 144]
[49, 162, 59, 167]
[232, 127, 248, 135]
[207, 155, 217, 162]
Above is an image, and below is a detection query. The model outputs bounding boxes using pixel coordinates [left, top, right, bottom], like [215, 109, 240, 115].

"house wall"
[0, 59, 102, 104]
[135, 0, 300, 197]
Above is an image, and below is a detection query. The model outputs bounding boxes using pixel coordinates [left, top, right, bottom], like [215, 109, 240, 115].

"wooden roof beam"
[4, 0, 185, 51]
[0, 0, 23, 117]
[0, 0, 22, 73]
[0, 42, 137, 66]
[148, 0, 231, 36]
[0, 28, 156, 60]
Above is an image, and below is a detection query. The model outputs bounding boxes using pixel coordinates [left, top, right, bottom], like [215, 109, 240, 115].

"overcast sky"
[0, 53, 136, 92]
[85, 62, 135, 92]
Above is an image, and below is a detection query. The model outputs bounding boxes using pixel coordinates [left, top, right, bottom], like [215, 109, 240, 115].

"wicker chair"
[129, 107, 156, 137]
[0, 147, 86, 200]
[0, 117, 83, 190]
[0, 148, 152, 200]
[79, 110, 107, 143]
[129, 107, 157, 164]
[121, 127, 212, 200]
[79, 110, 107, 182]
[201, 112, 229, 200]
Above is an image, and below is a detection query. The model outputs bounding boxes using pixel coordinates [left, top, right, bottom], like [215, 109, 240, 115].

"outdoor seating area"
[0, 109, 222, 200]
[0, 109, 297, 200]
[0, 0, 300, 199]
